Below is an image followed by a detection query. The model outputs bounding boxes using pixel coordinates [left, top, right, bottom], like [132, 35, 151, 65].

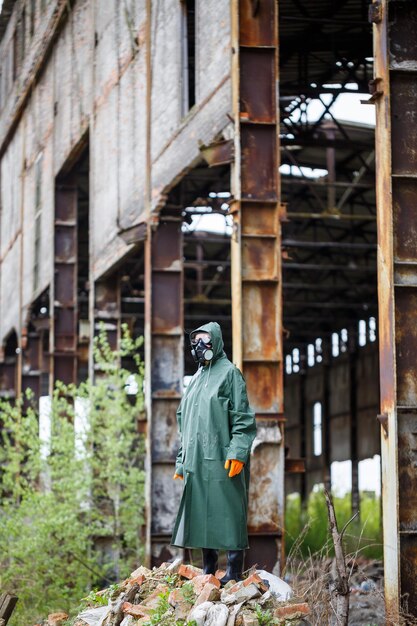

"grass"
[285, 488, 383, 560]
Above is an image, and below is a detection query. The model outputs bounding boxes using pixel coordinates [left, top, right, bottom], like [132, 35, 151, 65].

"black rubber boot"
[202, 548, 219, 575]
[220, 550, 245, 586]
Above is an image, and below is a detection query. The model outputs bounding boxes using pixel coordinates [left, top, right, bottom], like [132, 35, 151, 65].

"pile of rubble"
[54, 558, 309, 626]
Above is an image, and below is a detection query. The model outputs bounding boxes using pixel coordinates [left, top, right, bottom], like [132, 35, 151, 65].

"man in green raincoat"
[171, 322, 256, 584]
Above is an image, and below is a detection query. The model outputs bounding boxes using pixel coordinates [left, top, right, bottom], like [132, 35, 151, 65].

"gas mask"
[191, 338, 214, 365]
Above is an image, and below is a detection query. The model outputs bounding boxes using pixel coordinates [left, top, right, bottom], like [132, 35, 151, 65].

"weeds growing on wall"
[0, 324, 146, 626]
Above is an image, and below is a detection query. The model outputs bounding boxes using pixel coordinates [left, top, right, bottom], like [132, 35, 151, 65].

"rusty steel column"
[145, 216, 184, 566]
[21, 328, 42, 402]
[0, 341, 18, 400]
[51, 180, 78, 388]
[231, 0, 284, 570]
[94, 278, 121, 353]
[372, 0, 417, 618]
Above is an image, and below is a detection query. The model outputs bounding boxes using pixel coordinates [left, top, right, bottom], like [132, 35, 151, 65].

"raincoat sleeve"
[226, 367, 256, 464]
[175, 406, 184, 476]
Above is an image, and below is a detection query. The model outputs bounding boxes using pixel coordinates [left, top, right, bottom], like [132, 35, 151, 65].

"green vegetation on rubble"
[0, 324, 145, 626]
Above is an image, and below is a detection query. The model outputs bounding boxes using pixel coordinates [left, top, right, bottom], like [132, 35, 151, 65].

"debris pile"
[56, 558, 309, 626]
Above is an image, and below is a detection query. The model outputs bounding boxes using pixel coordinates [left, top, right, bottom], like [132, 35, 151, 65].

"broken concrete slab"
[256, 570, 293, 601]
[204, 602, 229, 626]
[187, 601, 214, 625]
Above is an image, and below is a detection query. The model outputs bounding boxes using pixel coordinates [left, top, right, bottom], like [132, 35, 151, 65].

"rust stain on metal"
[239, 0, 276, 47]
[395, 290, 417, 407]
[242, 238, 278, 281]
[285, 458, 306, 473]
[199, 139, 234, 167]
[241, 127, 277, 200]
[231, 0, 283, 568]
[242, 283, 279, 361]
[393, 179, 417, 262]
[241, 204, 278, 236]
[240, 49, 276, 123]
[245, 363, 280, 413]
[376, 413, 389, 437]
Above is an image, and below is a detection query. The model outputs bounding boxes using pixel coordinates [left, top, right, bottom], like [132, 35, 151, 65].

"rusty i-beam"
[145, 215, 184, 565]
[231, 0, 284, 568]
[372, 0, 417, 618]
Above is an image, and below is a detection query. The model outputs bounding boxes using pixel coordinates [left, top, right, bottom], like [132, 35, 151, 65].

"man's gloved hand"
[224, 459, 244, 478]
[173, 473, 184, 480]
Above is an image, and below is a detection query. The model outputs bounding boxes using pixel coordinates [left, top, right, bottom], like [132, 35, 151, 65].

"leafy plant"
[180, 581, 196, 604]
[164, 573, 180, 588]
[142, 591, 172, 625]
[254, 603, 275, 626]
[0, 324, 145, 626]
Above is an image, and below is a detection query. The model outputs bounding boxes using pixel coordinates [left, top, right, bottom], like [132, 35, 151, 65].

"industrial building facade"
[0, 0, 416, 620]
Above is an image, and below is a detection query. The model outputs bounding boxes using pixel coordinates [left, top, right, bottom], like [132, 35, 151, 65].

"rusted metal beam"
[373, 0, 417, 618]
[51, 180, 78, 388]
[146, 216, 184, 566]
[21, 329, 42, 402]
[199, 139, 234, 168]
[94, 278, 121, 353]
[231, 0, 284, 572]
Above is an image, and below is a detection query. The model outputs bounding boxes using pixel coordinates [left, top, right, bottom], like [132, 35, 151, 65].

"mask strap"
[205, 360, 212, 388]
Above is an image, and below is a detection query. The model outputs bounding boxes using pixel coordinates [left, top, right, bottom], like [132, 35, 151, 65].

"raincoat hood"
[189, 321, 225, 363]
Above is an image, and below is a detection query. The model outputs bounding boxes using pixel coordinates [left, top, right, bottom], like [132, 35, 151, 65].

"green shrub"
[285, 487, 382, 560]
[0, 324, 146, 626]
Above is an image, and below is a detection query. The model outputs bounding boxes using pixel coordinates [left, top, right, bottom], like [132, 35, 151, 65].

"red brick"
[243, 573, 269, 592]
[47, 614, 68, 626]
[191, 574, 221, 594]
[215, 569, 226, 580]
[142, 583, 170, 608]
[168, 588, 184, 607]
[130, 574, 145, 586]
[178, 564, 203, 579]
[274, 602, 310, 620]
[194, 582, 221, 606]
[122, 602, 150, 618]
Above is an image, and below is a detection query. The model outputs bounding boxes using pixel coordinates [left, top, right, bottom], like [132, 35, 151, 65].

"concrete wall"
[0, 0, 232, 344]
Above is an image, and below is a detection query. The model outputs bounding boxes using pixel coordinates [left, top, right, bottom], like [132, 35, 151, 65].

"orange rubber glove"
[173, 473, 184, 480]
[224, 459, 244, 478]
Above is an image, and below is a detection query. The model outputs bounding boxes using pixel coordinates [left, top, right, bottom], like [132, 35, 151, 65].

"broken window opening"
[313, 401, 322, 456]
[358, 319, 367, 346]
[181, 0, 196, 115]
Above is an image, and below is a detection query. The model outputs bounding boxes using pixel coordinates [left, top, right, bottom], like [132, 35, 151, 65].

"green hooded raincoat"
[171, 322, 256, 550]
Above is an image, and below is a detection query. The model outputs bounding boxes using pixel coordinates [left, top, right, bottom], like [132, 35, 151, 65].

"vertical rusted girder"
[94, 278, 121, 353]
[21, 329, 42, 401]
[51, 180, 78, 388]
[231, 0, 284, 570]
[373, 0, 417, 618]
[0, 345, 17, 400]
[146, 216, 184, 566]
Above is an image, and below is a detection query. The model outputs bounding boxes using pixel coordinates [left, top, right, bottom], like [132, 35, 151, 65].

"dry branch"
[324, 489, 352, 626]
